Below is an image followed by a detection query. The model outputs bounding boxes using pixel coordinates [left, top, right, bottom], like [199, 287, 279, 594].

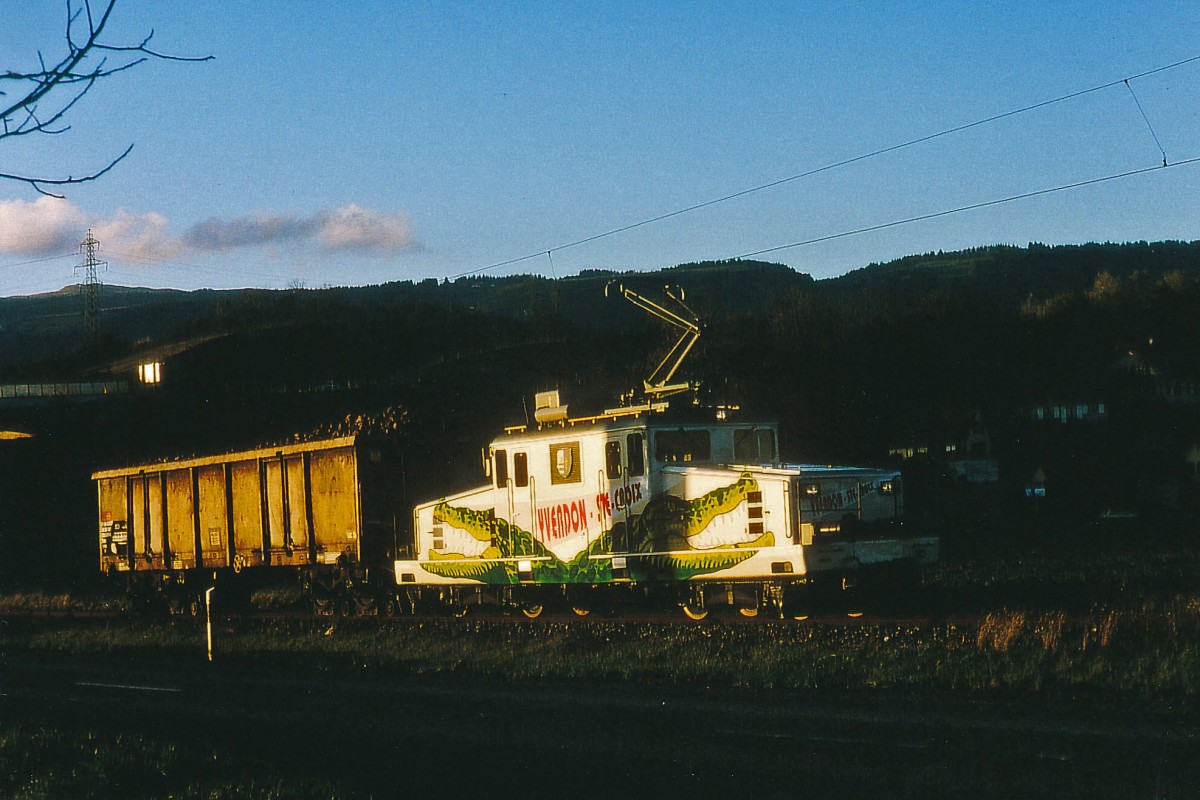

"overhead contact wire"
[451, 53, 1200, 280]
[734, 157, 1200, 259]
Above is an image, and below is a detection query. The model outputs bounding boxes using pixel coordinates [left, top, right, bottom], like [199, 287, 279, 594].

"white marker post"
[205, 586, 216, 662]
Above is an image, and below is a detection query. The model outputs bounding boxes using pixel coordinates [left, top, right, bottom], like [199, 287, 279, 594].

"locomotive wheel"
[681, 603, 708, 621]
[519, 603, 544, 619]
[453, 604, 470, 618]
[571, 606, 590, 617]
[382, 597, 399, 617]
[737, 605, 759, 618]
[187, 597, 202, 618]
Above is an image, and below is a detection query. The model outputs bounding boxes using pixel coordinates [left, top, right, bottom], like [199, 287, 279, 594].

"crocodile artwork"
[423, 473, 773, 584]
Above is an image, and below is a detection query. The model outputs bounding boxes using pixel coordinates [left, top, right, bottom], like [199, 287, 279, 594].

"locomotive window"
[514, 452, 529, 488]
[550, 442, 581, 485]
[605, 440, 622, 480]
[654, 429, 711, 463]
[494, 449, 508, 487]
[627, 433, 645, 476]
[734, 427, 776, 463]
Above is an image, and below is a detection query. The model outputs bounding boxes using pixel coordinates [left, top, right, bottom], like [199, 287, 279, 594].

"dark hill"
[4, 240, 1200, 586]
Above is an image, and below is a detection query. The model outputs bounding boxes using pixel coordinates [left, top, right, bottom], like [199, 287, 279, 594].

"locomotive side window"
[654, 429, 711, 463]
[605, 440, 622, 480]
[550, 442, 582, 485]
[514, 452, 529, 488]
[734, 427, 776, 463]
[494, 449, 508, 487]
[627, 433, 645, 476]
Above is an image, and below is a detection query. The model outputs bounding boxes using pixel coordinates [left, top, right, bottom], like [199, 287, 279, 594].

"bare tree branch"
[0, 0, 212, 197]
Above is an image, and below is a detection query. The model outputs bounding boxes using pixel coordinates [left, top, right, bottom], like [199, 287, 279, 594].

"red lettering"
[534, 498, 598, 541]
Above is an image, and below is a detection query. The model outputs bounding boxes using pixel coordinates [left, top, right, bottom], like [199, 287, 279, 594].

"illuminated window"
[138, 362, 162, 384]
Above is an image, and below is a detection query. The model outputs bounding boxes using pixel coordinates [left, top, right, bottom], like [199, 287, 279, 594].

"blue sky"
[1, 1, 1198, 296]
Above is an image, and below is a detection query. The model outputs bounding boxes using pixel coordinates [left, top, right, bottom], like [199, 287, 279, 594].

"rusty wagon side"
[93, 435, 404, 613]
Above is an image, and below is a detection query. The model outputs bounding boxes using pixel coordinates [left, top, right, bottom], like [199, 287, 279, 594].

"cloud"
[0, 197, 85, 255]
[183, 206, 418, 254]
[92, 210, 183, 262]
[183, 211, 319, 251]
[316, 204, 418, 253]
[0, 200, 420, 261]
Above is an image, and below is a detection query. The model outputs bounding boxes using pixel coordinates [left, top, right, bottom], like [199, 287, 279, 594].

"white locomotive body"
[395, 396, 937, 617]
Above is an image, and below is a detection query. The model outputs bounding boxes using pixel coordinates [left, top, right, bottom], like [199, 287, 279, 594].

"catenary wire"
[733, 157, 1200, 260]
[450, 53, 1200, 280]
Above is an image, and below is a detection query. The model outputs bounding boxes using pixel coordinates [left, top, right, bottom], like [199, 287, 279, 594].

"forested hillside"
[3, 240, 1200, 585]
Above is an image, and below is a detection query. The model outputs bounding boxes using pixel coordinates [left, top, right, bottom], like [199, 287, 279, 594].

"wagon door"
[308, 447, 360, 565]
[229, 460, 265, 568]
[129, 472, 166, 570]
[263, 454, 311, 565]
[97, 476, 131, 572]
[195, 464, 229, 569]
[164, 469, 196, 570]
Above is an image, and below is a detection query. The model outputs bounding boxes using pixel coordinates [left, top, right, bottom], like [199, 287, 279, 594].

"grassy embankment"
[4, 595, 1200, 698]
[3, 516, 1200, 697]
[3, 517, 1199, 799]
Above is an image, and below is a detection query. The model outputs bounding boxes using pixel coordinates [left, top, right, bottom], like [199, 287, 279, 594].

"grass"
[5, 514, 1199, 700]
[0, 725, 352, 800]
[7, 595, 1200, 699]
[4, 515, 1198, 798]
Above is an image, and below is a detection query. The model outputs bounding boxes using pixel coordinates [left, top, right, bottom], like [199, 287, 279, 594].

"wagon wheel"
[738, 605, 759, 618]
[355, 596, 377, 616]
[312, 597, 335, 617]
[681, 603, 708, 621]
[519, 603, 544, 619]
[453, 604, 470, 618]
[571, 606, 590, 617]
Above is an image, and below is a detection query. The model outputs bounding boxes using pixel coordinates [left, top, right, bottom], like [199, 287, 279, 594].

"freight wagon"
[394, 392, 938, 619]
[93, 435, 404, 614]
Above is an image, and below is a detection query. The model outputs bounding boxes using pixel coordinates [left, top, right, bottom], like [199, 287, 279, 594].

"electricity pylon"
[75, 230, 106, 347]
